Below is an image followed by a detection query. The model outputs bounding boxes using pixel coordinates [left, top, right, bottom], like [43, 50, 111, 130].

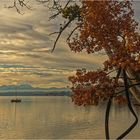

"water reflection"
[0, 96, 139, 139]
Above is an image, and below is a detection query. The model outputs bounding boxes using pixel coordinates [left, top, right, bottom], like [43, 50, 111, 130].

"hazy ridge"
[0, 84, 71, 96]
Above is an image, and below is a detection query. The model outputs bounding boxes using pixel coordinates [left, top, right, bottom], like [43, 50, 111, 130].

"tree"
[69, 1, 140, 103]
[49, 1, 140, 139]
[67, 1, 140, 139]
[7, 0, 140, 139]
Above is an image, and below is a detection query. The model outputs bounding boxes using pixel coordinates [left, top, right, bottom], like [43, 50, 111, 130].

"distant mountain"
[0, 84, 33, 90]
[0, 84, 69, 91]
[0, 84, 71, 96]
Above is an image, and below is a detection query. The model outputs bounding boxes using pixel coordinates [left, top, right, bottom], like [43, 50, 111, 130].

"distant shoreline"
[0, 91, 71, 96]
[0, 95, 70, 96]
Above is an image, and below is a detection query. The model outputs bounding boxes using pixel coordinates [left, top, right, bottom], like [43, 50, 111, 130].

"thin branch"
[63, 0, 72, 9]
[128, 78, 137, 80]
[49, 0, 72, 20]
[129, 83, 140, 88]
[49, 31, 59, 36]
[8, 0, 22, 14]
[118, 76, 137, 80]
[49, 12, 61, 20]
[51, 19, 73, 52]
[18, 0, 31, 9]
[7, 0, 32, 14]
[115, 89, 125, 96]
[67, 25, 79, 41]
[106, 69, 117, 75]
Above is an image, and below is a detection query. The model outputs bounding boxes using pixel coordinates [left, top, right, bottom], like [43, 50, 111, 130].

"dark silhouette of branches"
[5, 1, 140, 139]
[36, 0, 73, 20]
[105, 68, 121, 139]
[105, 68, 139, 139]
[117, 70, 138, 139]
[36, 0, 80, 52]
[6, 0, 32, 14]
[7, 0, 80, 52]
[51, 19, 73, 52]
[49, 0, 72, 20]
[67, 25, 79, 41]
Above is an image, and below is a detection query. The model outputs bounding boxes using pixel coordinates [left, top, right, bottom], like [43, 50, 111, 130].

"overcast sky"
[0, 1, 139, 88]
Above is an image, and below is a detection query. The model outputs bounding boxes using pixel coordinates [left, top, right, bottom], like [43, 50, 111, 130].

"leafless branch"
[49, 0, 72, 20]
[51, 19, 73, 52]
[67, 25, 79, 41]
[49, 31, 60, 36]
[7, 0, 32, 14]
[8, 0, 80, 52]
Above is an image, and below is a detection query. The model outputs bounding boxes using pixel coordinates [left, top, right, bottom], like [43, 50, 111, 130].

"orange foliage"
[69, 69, 126, 106]
[68, 1, 140, 106]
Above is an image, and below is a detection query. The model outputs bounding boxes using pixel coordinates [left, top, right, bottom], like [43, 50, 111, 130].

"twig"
[8, 0, 22, 14]
[106, 69, 117, 75]
[7, 0, 31, 14]
[49, 31, 59, 36]
[49, 0, 72, 20]
[67, 25, 79, 41]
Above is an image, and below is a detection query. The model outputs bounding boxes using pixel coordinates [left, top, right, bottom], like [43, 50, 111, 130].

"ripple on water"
[0, 96, 139, 139]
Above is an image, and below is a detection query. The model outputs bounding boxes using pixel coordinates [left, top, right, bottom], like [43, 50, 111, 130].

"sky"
[0, 1, 140, 88]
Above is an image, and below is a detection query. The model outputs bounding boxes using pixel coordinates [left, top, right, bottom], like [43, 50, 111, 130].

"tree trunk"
[105, 48, 140, 104]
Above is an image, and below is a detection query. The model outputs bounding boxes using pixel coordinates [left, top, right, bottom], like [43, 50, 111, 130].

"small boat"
[11, 98, 21, 103]
[11, 84, 21, 103]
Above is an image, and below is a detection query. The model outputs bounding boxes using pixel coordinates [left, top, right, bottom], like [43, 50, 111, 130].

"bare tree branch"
[7, 0, 32, 14]
[49, 0, 72, 20]
[49, 31, 60, 36]
[67, 25, 79, 41]
[8, 0, 80, 52]
[51, 19, 73, 52]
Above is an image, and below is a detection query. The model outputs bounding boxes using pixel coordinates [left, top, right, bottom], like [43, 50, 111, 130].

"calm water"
[0, 96, 140, 139]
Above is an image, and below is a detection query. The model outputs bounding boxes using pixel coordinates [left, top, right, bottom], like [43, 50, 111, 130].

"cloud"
[0, 63, 74, 88]
[0, 1, 139, 88]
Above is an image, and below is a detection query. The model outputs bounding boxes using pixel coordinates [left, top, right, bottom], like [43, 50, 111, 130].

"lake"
[0, 96, 139, 139]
